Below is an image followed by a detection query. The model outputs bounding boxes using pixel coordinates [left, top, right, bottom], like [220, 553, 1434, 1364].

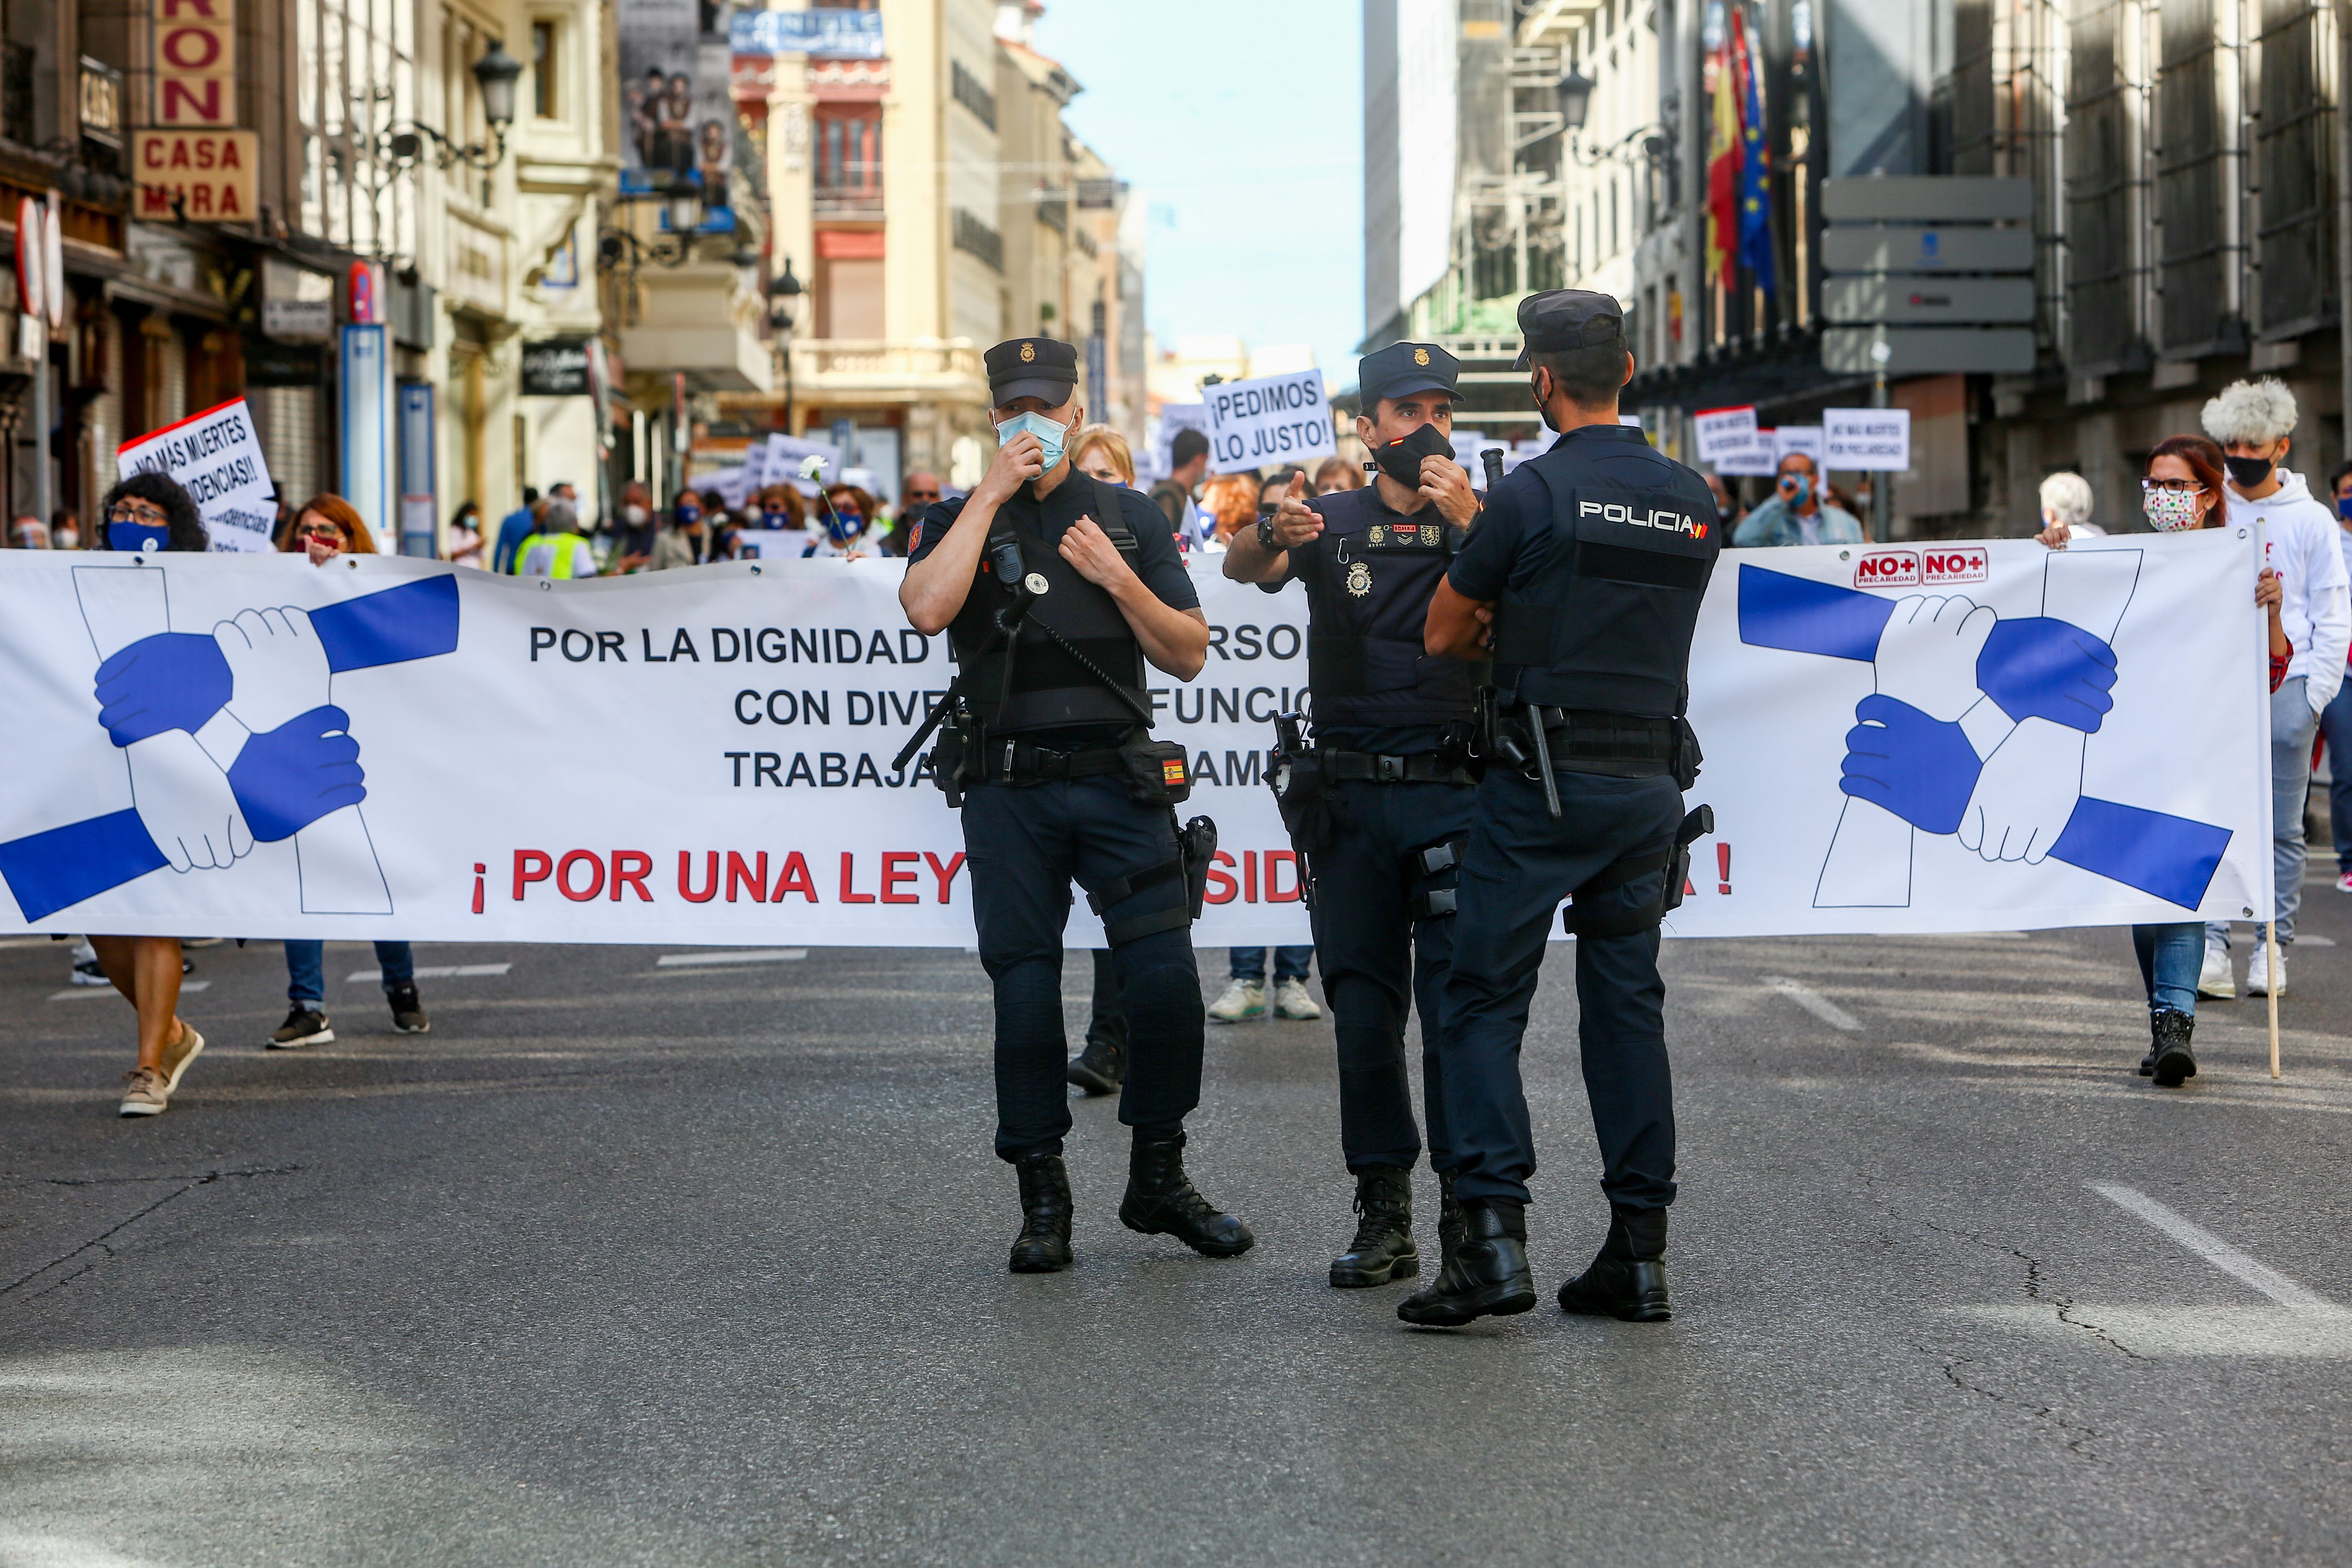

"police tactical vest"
[1489, 430, 1721, 719]
[948, 475, 1150, 735]
[1302, 488, 1478, 729]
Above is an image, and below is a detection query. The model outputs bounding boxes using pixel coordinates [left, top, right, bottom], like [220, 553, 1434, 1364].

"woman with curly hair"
[89, 472, 213, 1116]
[1197, 470, 1259, 552]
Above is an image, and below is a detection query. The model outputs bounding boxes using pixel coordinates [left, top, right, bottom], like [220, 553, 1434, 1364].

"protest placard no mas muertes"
[115, 397, 278, 553]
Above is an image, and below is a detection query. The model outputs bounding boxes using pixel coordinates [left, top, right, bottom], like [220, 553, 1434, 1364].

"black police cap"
[1511, 289, 1627, 369]
[1358, 342, 1460, 406]
[985, 337, 1080, 406]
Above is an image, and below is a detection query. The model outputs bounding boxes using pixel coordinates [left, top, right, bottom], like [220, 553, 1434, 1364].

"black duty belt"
[1532, 709, 1677, 770]
[977, 736, 1133, 784]
[1319, 749, 1476, 786]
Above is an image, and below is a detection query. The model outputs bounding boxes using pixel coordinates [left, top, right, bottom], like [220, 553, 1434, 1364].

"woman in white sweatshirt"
[2198, 379, 2352, 1001]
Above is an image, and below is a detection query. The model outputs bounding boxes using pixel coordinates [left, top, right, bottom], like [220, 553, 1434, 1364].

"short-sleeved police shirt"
[908, 474, 1199, 615]
[1449, 423, 1684, 602]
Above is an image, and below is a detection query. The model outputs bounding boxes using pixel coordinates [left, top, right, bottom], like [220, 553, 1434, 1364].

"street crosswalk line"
[48, 980, 210, 1002]
[346, 963, 512, 983]
[2090, 1182, 2329, 1307]
[655, 949, 810, 967]
[1761, 977, 1863, 1032]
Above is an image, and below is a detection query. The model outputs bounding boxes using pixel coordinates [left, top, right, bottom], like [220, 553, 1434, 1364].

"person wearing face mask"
[1225, 340, 1482, 1291]
[52, 509, 79, 551]
[2034, 435, 2289, 1086]
[1732, 451, 1862, 547]
[806, 482, 879, 558]
[1412, 289, 1721, 1329]
[610, 483, 659, 572]
[898, 335, 1244, 1275]
[2321, 459, 2352, 894]
[2194, 379, 2352, 1000]
[648, 490, 712, 570]
[446, 500, 485, 568]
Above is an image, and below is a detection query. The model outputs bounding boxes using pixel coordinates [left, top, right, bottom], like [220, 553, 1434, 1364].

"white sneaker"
[2197, 947, 2235, 1000]
[2248, 943, 2286, 998]
[2337, 873, 2352, 894]
[1207, 979, 1267, 1023]
[1272, 977, 1322, 1020]
[70, 938, 108, 986]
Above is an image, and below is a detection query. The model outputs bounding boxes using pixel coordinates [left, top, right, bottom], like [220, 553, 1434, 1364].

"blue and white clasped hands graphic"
[94, 607, 368, 868]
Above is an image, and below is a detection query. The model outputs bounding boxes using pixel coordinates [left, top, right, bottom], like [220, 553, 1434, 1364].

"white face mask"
[623, 504, 650, 525]
[54, 527, 77, 550]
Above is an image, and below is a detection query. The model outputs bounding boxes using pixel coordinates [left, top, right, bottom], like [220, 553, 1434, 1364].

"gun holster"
[1562, 804, 1714, 939]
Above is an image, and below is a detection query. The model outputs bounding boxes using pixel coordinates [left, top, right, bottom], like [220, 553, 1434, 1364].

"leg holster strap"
[1087, 855, 1191, 946]
[1406, 835, 1470, 920]
[1562, 805, 1713, 939]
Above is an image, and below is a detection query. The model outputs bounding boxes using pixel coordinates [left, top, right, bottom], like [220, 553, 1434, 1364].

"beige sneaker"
[1207, 979, 1266, 1023]
[1272, 977, 1323, 1020]
[119, 1024, 205, 1117]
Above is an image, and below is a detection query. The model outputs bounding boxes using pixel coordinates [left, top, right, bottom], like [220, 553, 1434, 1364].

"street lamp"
[666, 183, 702, 237]
[472, 41, 523, 131]
[1557, 69, 1595, 135]
[379, 41, 524, 170]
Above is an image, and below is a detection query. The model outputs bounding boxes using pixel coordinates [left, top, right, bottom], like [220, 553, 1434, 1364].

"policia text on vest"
[895, 334, 1252, 1275]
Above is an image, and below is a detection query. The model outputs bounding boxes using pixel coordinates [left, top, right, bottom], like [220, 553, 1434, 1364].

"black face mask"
[1371, 421, 1454, 487]
[2225, 454, 2276, 488]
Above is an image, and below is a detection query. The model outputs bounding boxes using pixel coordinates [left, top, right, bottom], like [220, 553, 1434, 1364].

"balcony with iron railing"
[785, 338, 989, 405]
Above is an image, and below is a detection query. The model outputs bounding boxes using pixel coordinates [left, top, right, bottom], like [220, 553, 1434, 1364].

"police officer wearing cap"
[1223, 342, 1482, 1289]
[1400, 290, 1721, 1328]
[900, 336, 1254, 1273]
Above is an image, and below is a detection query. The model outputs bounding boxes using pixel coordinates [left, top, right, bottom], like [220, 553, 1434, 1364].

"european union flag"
[1735, 13, 1776, 297]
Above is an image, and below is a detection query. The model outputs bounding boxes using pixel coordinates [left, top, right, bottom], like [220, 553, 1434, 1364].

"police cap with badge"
[1348, 342, 1466, 508]
[985, 337, 1080, 407]
[1511, 288, 1627, 368]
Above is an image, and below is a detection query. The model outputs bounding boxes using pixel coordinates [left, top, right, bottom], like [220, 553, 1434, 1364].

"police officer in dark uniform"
[1402, 290, 1720, 1327]
[899, 336, 1253, 1273]
[1222, 342, 1482, 1288]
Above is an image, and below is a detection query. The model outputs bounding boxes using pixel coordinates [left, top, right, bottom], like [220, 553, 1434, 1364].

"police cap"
[1358, 342, 1461, 407]
[1511, 289, 1627, 369]
[985, 337, 1080, 407]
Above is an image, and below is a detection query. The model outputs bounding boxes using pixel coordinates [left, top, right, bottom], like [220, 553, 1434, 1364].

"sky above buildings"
[1035, 0, 1366, 386]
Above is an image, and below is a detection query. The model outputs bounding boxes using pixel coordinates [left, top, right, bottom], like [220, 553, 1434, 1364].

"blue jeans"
[1230, 946, 1313, 982]
[286, 940, 414, 1006]
[2320, 674, 2352, 863]
[2210, 676, 2318, 952]
[2133, 923, 2201, 1016]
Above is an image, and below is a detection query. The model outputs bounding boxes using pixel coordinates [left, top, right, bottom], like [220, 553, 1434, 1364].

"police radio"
[1480, 448, 1506, 491]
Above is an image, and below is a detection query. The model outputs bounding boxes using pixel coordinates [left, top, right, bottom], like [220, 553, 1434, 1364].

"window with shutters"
[2254, 0, 2336, 336]
[2065, 0, 2140, 371]
[2155, 0, 2229, 354]
[814, 105, 882, 216]
[1947, 0, 1997, 175]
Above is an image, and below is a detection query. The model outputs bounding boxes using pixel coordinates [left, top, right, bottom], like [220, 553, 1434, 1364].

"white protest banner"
[0, 537, 2266, 946]
[1692, 405, 1759, 466]
[742, 438, 770, 491]
[1772, 426, 1825, 467]
[1202, 371, 1335, 474]
[1824, 407, 1913, 471]
[116, 397, 276, 553]
[1716, 440, 1778, 477]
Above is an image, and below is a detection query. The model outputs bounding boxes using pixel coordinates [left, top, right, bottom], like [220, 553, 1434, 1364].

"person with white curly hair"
[2033, 470, 2104, 543]
[2196, 377, 2352, 999]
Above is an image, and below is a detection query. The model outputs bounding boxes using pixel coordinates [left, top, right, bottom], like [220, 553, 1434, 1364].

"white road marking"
[48, 980, 209, 1002]
[1761, 977, 1862, 1032]
[0, 935, 70, 949]
[1952, 1303, 2352, 1356]
[655, 949, 809, 968]
[347, 963, 511, 982]
[2295, 934, 2337, 948]
[2090, 1183, 2330, 1308]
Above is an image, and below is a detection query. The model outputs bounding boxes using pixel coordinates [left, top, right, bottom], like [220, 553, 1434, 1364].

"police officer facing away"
[1403, 290, 1721, 1328]
[899, 337, 1254, 1273]
[1223, 342, 1481, 1289]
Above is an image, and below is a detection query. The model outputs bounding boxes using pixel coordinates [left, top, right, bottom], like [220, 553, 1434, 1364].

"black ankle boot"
[1329, 1165, 1418, 1287]
[1396, 1197, 1535, 1326]
[1119, 1131, 1254, 1257]
[1009, 1152, 1073, 1273]
[1557, 1203, 1671, 1321]
[1065, 1035, 1126, 1095]
[2149, 1007, 2196, 1087]
[1436, 1169, 1467, 1274]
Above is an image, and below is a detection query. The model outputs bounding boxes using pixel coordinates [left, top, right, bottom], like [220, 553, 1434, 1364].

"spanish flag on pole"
[1705, 2, 1740, 294]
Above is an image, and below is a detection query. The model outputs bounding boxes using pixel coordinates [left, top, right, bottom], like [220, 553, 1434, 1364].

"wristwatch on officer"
[1257, 512, 1277, 550]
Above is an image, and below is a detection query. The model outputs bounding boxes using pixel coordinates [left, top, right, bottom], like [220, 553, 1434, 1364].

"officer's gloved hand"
[1838, 694, 1982, 835]
[1974, 617, 2119, 733]
[1871, 595, 1997, 723]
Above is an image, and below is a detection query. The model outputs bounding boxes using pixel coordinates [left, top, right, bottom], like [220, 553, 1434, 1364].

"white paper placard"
[1824, 407, 1913, 471]
[1693, 405, 1760, 463]
[1772, 425, 1826, 466]
[115, 397, 277, 553]
[1203, 370, 1337, 474]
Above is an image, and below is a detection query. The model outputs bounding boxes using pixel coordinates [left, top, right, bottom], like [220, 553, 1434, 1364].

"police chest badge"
[1344, 560, 1373, 597]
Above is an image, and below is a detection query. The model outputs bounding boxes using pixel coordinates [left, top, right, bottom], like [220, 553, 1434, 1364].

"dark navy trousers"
[963, 776, 1203, 1160]
[1307, 778, 1476, 1173]
[1441, 765, 1687, 1210]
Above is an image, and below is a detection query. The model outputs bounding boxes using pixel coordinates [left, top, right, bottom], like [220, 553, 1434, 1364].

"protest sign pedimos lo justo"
[116, 397, 278, 553]
[1204, 370, 1337, 474]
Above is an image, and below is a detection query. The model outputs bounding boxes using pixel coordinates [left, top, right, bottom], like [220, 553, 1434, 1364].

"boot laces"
[1348, 1188, 1410, 1250]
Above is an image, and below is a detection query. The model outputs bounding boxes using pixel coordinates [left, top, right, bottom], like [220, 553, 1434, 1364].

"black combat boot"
[1396, 1197, 1535, 1326]
[2149, 1007, 2197, 1088]
[1118, 1131, 1255, 1257]
[1436, 1169, 1467, 1274]
[1065, 1035, 1126, 1096]
[1556, 1203, 1671, 1322]
[1329, 1165, 1418, 1287]
[1009, 1152, 1073, 1273]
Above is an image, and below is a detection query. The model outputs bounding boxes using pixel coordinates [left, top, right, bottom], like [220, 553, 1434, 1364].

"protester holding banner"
[2034, 472, 2103, 541]
[268, 493, 432, 1045]
[1224, 340, 1485, 1289]
[1732, 451, 1862, 548]
[1411, 289, 1720, 1328]
[89, 473, 213, 1117]
[2199, 379, 2352, 999]
[899, 335, 1250, 1274]
[2033, 436, 2291, 1085]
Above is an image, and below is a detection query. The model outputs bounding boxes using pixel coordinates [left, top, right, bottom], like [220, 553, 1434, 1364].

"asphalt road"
[6, 887, 2352, 1566]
